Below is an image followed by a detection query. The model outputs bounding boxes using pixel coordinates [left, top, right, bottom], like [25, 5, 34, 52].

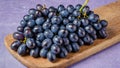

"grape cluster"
[11, 4, 108, 62]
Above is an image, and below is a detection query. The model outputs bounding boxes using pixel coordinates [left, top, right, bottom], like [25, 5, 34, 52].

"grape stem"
[80, 0, 89, 12]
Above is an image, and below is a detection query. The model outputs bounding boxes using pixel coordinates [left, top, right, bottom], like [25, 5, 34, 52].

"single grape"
[51, 24, 59, 33]
[13, 32, 24, 40]
[40, 48, 48, 58]
[27, 19, 36, 27]
[36, 4, 43, 11]
[71, 43, 80, 52]
[44, 30, 54, 38]
[24, 29, 33, 38]
[30, 47, 40, 58]
[42, 39, 52, 49]
[17, 26, 24, 32]
[32, 25, 43, 33]
[36, 33, 45, 41]
[36, 17, 45, 25]
[67, 5, 74, 13]
[51, 44, 60, 54]
[51, 16, 61, 24]
[29, 8, 36, 15]
[78, 27, 86, 37]
[66, 23, 77, 32]
[11, 41, 21, 51]
[53, 35, 63, 45]
[69, 33, 79, 42]
[20, 20, 27, 27]
[100, 20, 108, 27]
[26, 38, 36, 49]
[75, 4, 82, 11]
[58, 4, 65, 12]
[58, 29, 68, 37]
[73, 19, 81, 27]
[17, 44, 28, 56]
[47, 51, 56, 62]
[73, 10, 81, 17]
[60, 9, 69, 17]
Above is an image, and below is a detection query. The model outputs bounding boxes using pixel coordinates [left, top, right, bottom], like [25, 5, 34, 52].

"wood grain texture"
[4, 1, 120, 68]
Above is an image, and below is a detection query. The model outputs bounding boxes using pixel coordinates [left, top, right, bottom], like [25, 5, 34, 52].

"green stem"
[80, 0, 89, 12]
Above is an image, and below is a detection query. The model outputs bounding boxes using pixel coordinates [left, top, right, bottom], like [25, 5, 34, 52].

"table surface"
[0, 0, 120, 68]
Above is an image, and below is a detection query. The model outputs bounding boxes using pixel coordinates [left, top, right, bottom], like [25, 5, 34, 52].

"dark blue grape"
[36, 33, 45, 41]
[17, 26, 24, 32]
[63, 38, 69, 45]
[58, 29, 68, 37]
[44, 30, 54, 38]
[85, 25, 95, 34]
[87, 11, 94, 16]
[42, 22, 51, 30]
[75, 4, 82, 11]
[93, 23, 102, 30]
[30, 47, 40, 58]
[83, 35, 93, 45]
[71, 43, 80, 52]
[82, 6, 90, 14]
[59, 47, 68, 58]
[29, 8, 36, 15]
[67, 5, 74, 13]
[42, 8, 49, 16]
[58, 4, 65, 12]
[42, 39, 52, 49]
[36, 40, 42, 47]
[73, 10, 81, 17]
[36, 4, 43, 11]
[97, 28, 107, 39]
[29, 14, 35, 20]
[24, 26, 31, 31]
[36, 17, 45, 25]
[78, 27, 86, 37]
[11, 41, 21, 51]
[51, 16, 61, 24]
[13, 32, 24, 40]
[68, 15, 75, 22]
[32, 25, 43, 33]
[26, 38, 36, 49]
[27, 20, 36, 27]
[48, 12, 56, 18]
[47, 51, 56, 62]
[23, 15, 29, 21]
[80, 18, 89, 27]
[73, 19, 81, 27]
[66, 23, 77, 32]
[63, 18, 69, 25]
[40, 48, 48, 58]
[17, 44, 28, 56]
[51, 24, 59, 33]
[51, 44, 60, 54]
[60, 9, 69, 17]
[53, 35, 63, 45]
[65, 44, 72, 53]
[49, 6, 57, 12]
[24, 29, 33, 38]
[20, 20, 27, 27]
[69, 33, 79, 42]
[88, 14, 99, 23]
[100, 20, 108, 27]
[78, 39, 84, 46]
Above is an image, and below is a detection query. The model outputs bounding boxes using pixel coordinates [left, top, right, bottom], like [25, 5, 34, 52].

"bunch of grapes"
[11, 3, 108, 62]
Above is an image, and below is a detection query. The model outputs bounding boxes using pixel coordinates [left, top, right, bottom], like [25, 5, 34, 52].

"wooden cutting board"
[4, 1, 120, 68]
